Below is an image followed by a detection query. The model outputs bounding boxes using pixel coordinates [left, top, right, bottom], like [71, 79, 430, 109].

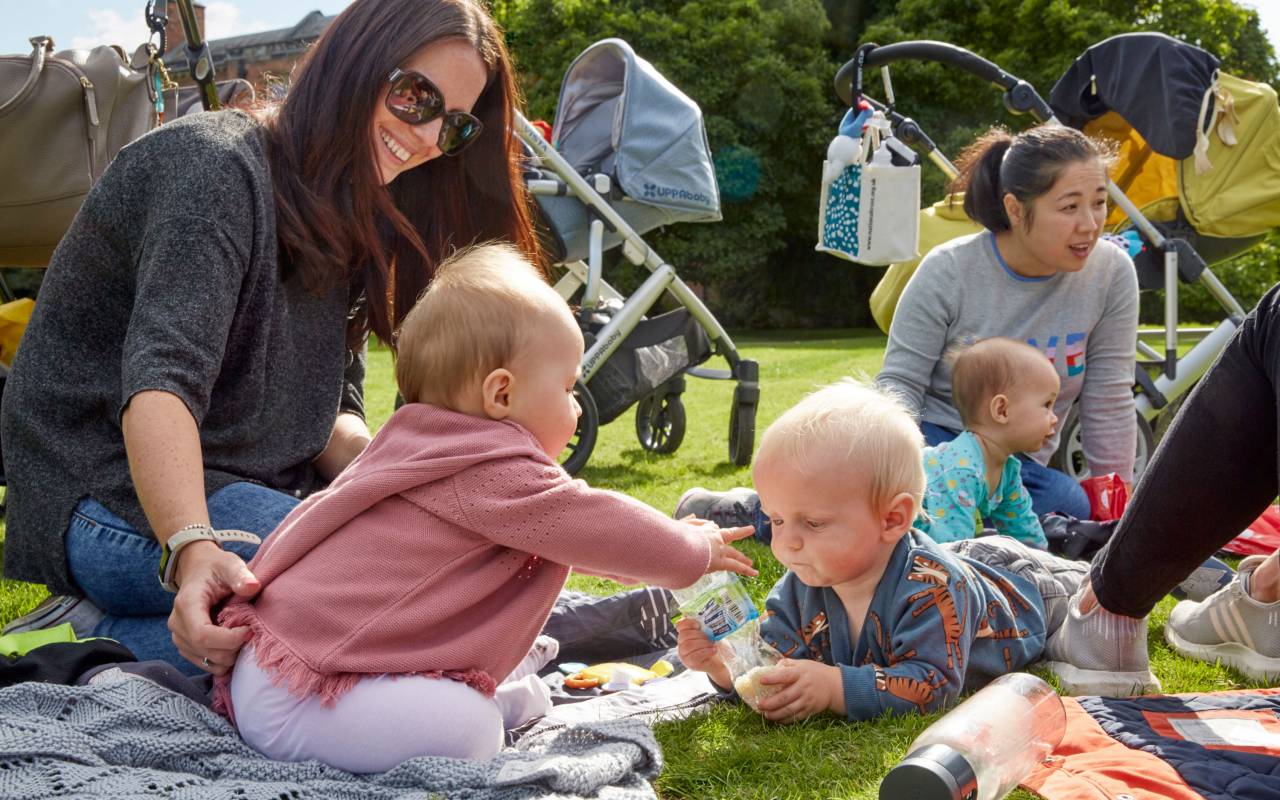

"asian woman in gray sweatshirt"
[878, 125, 1137, 520]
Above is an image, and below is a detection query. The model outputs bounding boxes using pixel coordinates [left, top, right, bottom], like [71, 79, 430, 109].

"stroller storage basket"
[586, 308, 711, 425]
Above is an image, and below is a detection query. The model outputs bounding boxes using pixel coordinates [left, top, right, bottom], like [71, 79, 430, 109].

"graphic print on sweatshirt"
[1026, 332, 1086, 377]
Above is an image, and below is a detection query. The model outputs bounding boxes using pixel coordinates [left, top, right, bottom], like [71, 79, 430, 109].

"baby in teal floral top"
[917, 338, 1059, 549]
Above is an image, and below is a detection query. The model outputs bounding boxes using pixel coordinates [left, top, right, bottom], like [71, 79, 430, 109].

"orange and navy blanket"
[1023, 687, 1280, 800]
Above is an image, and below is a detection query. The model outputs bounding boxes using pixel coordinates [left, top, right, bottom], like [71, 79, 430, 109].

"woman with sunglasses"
[1, 0, 535, 677]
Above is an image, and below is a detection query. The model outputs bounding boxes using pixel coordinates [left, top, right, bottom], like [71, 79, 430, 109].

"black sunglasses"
[385, 67, 483, 156]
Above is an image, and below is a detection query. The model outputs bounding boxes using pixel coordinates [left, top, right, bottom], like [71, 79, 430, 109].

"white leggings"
[229, 645, 552, 773]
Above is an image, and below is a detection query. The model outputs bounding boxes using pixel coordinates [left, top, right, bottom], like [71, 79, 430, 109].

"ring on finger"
[201, 656, 213, 669]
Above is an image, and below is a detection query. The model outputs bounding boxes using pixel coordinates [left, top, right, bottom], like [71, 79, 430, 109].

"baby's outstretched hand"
[754, 659, 844, 723]
[675, 617, 732, 690]
[699, 524, 757, 577]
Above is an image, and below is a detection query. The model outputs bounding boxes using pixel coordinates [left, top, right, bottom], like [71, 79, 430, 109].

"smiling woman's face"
[370, 38, 488, 185]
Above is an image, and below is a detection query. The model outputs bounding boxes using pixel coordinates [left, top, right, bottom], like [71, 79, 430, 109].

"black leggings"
[1092, 282, 1280, 617]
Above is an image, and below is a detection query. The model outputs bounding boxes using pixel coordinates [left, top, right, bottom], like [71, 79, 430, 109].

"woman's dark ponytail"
[951, 125, 1111, 233]
[955, 129, 1014, 231]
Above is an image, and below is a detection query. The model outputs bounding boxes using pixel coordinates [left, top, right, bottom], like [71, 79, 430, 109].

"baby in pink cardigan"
[215, 243, 755, 772]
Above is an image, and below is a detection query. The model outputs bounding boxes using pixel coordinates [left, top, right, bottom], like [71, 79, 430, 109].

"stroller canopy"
[1050, 33, 1280, 240]
[551, 39, 720, 221]
[1050, 32, 1219, 160]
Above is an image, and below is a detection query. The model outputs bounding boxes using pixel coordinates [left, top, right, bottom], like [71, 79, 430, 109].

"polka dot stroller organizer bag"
[816, 110, 920, 266]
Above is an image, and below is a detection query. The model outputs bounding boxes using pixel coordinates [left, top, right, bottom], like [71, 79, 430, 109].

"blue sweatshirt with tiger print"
[759, 531, 1048, 721]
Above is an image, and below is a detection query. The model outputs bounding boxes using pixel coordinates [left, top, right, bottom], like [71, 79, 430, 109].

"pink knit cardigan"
[213, 404, 711, 716]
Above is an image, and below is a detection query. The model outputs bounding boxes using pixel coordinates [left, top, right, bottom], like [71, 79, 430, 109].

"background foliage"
[501, 0, 852, 327]
[7, 0, 1272, 324]
[498, 0, 1279, 326]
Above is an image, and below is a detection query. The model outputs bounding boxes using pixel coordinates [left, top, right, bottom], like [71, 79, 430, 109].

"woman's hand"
[675, 617, 732, 690]
[167, 541, 261, 675]
[754, 659, 843, 723]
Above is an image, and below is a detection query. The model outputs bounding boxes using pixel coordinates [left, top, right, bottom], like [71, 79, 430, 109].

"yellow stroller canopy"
[1051, 33, 1280, 240]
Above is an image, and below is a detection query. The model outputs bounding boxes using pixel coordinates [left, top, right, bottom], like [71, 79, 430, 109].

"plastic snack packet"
[671, 571, 760, 641]
[718, 617, 784, 713]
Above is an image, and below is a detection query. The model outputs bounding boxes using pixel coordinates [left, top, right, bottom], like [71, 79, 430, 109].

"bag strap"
[0, 36, 53, 116]
[1193, 70, 1240, 175]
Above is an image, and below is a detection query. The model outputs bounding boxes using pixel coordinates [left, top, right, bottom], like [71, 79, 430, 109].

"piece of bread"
[734, 665, 781, 712]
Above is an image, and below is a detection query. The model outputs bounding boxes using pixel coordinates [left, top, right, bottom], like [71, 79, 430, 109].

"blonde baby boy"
[676, 379, 1142, 722]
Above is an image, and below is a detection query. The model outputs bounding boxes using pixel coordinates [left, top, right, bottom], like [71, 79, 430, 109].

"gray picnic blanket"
[0, 675, 664, 799]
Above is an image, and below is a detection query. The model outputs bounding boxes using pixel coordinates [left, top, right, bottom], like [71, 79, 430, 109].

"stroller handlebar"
[836, 41, 1052, 121]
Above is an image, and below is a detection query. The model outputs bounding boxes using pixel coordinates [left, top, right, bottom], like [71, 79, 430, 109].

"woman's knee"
[920, 421, 960, 447]
[206, 482, 300, 542]
[65, 499, 172, 616]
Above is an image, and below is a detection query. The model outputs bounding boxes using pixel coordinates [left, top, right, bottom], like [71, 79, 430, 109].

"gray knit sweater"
[2, 111, 364, 594]
[878, 231, 1138, 480]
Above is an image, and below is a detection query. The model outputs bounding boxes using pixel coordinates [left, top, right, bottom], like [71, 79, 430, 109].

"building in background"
[160, 2, 335, 97]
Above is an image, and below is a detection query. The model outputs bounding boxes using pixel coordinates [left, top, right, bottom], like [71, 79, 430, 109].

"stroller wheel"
[561, 379, 599, 475]
[728, 391, 757, 467]
[1049, 404, 1154, 482]
[635, 391, 686, 455]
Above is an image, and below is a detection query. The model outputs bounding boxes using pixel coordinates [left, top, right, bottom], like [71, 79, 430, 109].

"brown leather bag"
[0, 37, 158, 267]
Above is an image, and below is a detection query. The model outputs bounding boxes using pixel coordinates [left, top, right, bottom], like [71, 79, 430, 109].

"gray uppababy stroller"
[518, 39, 759, 474]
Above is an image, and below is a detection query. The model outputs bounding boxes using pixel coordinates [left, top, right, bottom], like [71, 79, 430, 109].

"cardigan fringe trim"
[211, 602, 498, 721]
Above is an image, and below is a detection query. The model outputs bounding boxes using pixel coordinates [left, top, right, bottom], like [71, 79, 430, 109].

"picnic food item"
[733, 664, 781, 712]
[672, 573, 786, 711]
[1080, 472, 1129, 521]
[563, 659, 674, 690]
[879, 672, 1066, 800]
[714, 616, 784, 714]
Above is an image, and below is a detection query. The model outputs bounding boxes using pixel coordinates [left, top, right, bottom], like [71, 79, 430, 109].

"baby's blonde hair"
[395, 242, 566, 408]
[949, 337, 1049, 427]
[756, 378, 925, 515]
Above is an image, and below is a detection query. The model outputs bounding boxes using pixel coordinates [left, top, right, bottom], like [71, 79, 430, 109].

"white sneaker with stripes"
[1043, 584, 1160, 696]
[1166, 555, 1280, 681]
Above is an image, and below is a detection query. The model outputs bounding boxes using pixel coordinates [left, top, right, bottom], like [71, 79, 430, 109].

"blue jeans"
[920, 421, 1090, 519]
[65, 482, 299, 675]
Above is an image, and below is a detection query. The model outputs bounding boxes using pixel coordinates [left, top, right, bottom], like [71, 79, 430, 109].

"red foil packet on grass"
[1081, 473, 1129, 521]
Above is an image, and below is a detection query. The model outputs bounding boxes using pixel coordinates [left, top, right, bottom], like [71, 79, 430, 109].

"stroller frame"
[835, 41, 1251, 480]
[517, 113, 759, 473]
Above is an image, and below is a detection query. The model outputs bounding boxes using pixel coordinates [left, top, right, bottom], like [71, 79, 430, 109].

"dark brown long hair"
[264, 0, 540, 347]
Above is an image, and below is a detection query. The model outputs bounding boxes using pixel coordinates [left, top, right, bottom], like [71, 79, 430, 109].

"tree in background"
[504, 0, 862, 327]
[858, 0, 1278, 322]
[502, 0, 1277, 327]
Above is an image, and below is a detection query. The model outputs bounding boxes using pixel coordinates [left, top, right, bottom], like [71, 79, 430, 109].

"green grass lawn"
[0, 329, 1266, 799]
